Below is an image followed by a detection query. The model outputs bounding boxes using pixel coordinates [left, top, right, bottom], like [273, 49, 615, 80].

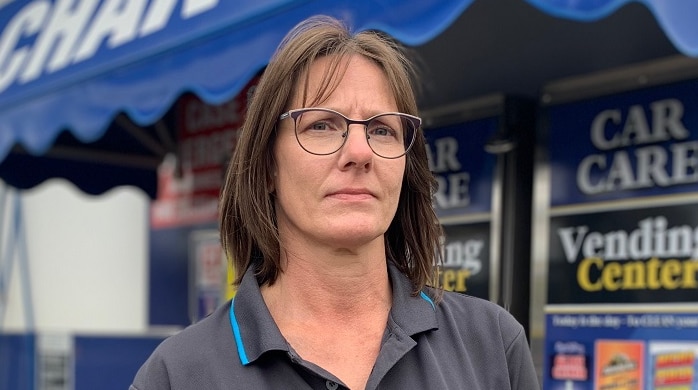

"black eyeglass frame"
[278, 107, 421, 159]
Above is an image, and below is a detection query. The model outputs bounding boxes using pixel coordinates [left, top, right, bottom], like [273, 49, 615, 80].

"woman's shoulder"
[154, 301, 233, 359]
[435, 290, 525, 343]
[139, 302, 233, 370]
[131, 302, 236, 388]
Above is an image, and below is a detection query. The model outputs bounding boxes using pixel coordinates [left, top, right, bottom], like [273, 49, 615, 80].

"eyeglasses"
[279, 108, 420, 159]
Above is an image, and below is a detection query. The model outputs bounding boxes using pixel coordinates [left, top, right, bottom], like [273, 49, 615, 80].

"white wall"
[1, 179, 149, 333]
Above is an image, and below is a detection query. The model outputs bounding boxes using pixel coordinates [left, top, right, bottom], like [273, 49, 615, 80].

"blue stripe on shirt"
[229, 299, 250, 365]
[420, 291, 435, 310]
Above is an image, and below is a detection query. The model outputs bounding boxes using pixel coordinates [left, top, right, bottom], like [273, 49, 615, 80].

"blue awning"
[0, 0, 478, 197]
[531, 0, 698, 57]
[0, 0, 697, 197]
[0, 0, 475, 157]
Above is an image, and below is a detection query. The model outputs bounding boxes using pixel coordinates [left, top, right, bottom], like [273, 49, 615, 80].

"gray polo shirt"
[131, 263, 540, 389]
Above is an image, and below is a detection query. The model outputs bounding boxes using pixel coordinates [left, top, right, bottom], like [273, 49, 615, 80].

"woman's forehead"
[290, 54, 396, 110]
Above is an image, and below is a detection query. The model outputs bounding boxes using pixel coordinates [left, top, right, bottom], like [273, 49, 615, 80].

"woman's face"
[272, 54, 406, 253]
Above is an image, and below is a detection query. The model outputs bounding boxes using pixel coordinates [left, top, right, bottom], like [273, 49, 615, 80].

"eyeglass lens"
[293, 109, 416, 158]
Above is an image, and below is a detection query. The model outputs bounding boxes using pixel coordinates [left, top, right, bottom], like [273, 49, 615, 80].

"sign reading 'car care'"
[424, 116, 497, 217]
[547, 79, 698, 206]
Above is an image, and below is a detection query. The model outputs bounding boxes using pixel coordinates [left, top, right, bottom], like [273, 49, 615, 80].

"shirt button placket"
[325, 380, 339, 390]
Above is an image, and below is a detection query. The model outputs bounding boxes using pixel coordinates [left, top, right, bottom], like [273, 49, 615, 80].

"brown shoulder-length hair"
[219, 15, 443, 296]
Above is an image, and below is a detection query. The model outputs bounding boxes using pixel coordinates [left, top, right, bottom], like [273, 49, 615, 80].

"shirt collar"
[385, 261, 439, 335]
[229, 261, 439, 366]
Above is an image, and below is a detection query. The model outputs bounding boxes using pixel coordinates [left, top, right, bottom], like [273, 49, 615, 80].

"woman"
[131, 15, 540, 390]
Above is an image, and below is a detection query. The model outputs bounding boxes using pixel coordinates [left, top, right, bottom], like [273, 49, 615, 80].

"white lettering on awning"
[0, 1, 49, 91]
[0, 0, 220, 94]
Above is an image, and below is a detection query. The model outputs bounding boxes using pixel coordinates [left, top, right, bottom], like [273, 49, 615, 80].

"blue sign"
[546, 78, 698, 206]
[544, 311, 698, 390]
[424, 117, 498, 217]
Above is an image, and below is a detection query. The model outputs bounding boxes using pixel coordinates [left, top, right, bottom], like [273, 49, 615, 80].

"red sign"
[151, 78, 258, 228]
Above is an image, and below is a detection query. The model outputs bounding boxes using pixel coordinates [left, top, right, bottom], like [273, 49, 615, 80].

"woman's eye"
[310, 122, 329, 130]
[305, 120, 342, 132]
[305, 118, 344, 132]
[369, 126, 395, 137]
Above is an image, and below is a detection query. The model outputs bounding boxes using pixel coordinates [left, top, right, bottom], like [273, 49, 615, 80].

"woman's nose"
[338, 124, 374, 168]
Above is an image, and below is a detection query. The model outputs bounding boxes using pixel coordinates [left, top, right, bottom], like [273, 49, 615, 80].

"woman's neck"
[261, 242, 392, 323]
